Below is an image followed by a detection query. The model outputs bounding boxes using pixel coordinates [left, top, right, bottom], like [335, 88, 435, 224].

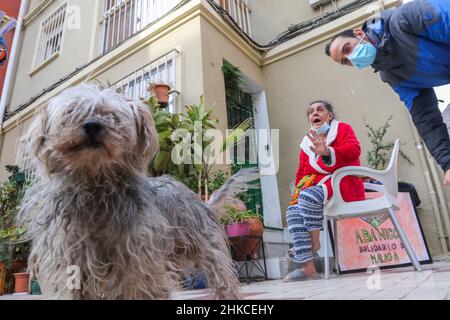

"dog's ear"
[130, 100, 159, 168]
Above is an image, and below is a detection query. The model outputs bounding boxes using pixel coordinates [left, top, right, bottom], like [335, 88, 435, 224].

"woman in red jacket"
[285, 100, 365, 281]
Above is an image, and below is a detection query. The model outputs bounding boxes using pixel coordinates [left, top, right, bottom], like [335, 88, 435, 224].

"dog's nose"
[83, 121, 103, 136]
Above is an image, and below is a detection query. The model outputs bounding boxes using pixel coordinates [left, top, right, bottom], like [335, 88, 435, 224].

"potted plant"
[145, 95, 253, 202]
[364, 116, 420, 206]
[0, 242, 7, 295]
[0, 165, 32, 294]
[220, 205, 263, 261]
[149, 83, 171, 107]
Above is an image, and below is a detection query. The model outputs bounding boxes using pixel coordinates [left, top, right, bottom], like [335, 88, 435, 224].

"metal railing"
[213, 0, 252, 36]
[114, 49, 179, 112]
[34, 3, 67, 67]
[99, 0, 181, 55]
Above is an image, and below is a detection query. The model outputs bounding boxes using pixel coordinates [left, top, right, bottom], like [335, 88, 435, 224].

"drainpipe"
[412, 130, 449, 254]
[0, 0, 29, 128]
[425, 148, 450, 247]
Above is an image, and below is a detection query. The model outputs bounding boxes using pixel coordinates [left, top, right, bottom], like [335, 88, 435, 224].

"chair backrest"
[383, 139, 400, 199]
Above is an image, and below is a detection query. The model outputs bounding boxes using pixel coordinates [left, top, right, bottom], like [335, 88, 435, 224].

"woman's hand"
[307, 130, 329, 156]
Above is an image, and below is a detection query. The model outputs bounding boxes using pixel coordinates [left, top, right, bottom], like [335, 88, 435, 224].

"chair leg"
[388, 208, 422, 272]
[333, 219, 339, 275]
[323, 215, 329, 279]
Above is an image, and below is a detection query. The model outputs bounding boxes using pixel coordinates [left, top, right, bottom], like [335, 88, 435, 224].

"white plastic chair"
[323, 139, 422, 279]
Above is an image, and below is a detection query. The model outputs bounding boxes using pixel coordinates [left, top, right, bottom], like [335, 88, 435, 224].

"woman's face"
[308, 102, 333, 129]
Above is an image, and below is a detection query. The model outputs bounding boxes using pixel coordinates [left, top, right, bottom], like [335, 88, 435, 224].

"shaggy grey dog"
[18, 85, 259, 300]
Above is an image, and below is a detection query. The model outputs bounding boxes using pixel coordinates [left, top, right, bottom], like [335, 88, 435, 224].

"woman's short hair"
[307, 100, 335, 119]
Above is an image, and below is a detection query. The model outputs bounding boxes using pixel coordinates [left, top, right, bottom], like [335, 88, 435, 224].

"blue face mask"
[348, 39, 377, 69]
[314, 122, 331, 135]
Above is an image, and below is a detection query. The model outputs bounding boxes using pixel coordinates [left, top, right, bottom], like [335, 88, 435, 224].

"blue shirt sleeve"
[392, 84, 420, 111]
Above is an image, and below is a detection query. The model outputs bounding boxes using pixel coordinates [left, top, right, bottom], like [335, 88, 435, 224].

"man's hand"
[307, 130, 329, 156]
[444, 169, 450, 186]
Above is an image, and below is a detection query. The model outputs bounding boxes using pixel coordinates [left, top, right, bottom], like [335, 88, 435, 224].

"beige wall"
[9, 0, 100, 110]
[248, 0, 357, 44]
[262, 40, 443, 256]
[95, 17, 206, 112]
[1, 1, 208, 181]
[199, 16, 263, 133]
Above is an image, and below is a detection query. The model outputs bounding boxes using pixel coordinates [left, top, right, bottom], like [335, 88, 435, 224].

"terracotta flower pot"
[13, 272, 30, 294]
[150, 84, 170, 106]
[225, 222, 250, 237]
[0, 262, 6, 296]
[228, 218, 264, 262]
[11, 259, 27, 273]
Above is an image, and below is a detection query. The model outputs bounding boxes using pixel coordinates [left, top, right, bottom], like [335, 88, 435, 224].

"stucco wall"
[199, 15, 263, 134]
[8, 0, 100, 110]
[247, 0, 358, 44]
[94, 16, 205, 112]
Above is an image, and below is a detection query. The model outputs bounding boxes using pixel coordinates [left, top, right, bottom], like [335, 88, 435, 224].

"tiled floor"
[173, 260, 450, 300]
[2, 260, 450, 300]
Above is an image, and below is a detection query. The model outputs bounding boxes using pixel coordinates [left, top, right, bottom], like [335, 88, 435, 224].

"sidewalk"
[2, 259, 450, 300]
[174, 259, 450, 300]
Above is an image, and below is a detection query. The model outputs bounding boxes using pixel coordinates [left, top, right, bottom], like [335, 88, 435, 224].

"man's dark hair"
[308, 100, 335, 119]
[325, 29, 356, 56]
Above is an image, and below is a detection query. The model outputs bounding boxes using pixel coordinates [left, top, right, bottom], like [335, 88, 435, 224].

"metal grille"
[99, 0, 181, 54]
[213, 0, 252, 36]
[35, 3, 67, 67]
[114, 49, 178, 112]
[16, 136, 35, 182]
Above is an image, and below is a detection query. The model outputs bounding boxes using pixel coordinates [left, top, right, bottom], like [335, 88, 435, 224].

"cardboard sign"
[333, 192, 432, 273]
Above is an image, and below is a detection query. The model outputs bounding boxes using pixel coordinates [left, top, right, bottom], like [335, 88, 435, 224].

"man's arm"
[408, 87, 450, 172]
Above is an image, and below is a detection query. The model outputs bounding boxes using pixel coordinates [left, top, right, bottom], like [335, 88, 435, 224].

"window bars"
[34, 3, 67, 67]
[114, 49, 179, 113]
[99, 0, 181, 54]
[213, 0, 252, 36]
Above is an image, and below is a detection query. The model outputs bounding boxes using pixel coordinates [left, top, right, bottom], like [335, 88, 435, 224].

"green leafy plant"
[364, 116, 413, 170]
[219, 205, 262, 226]
[207, 170, 228, 194]
[0, 165, 31, 267]
[145, 95, 252, 200]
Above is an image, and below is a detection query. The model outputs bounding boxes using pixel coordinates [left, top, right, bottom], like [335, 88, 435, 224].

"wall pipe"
[425, 148, 450, 247]
[411, 124, 449, 254]
[0, 0, 29, 127]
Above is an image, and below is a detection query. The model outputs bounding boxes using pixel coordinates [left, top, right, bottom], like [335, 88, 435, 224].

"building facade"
[0, 0, 21, 94]
[0, 0, 449, 278]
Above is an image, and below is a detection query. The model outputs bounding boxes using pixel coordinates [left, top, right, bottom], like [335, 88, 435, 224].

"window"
[99, 0, 181, 54]
[16, 135, 35, 182]
[34, 3, 67, 67]
[114, 49, 179, 113]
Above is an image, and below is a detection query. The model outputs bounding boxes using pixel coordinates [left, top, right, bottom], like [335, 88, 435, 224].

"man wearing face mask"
[325, 0, 450, 186]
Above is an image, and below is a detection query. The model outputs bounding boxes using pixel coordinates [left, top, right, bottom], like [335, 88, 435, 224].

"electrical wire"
[6, 0, 377, 120]
[4, 0, 190, 121]
[206, 0, 377, 51]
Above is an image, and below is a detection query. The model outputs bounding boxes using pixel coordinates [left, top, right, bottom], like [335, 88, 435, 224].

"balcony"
[212, 0, 252, 37]
[98, 0, 182, 55]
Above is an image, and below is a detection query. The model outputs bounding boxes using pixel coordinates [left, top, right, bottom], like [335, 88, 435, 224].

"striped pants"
[286, 186, 325, 264]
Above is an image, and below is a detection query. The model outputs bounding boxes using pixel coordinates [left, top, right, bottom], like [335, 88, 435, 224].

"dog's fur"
[18, 85, 257, 299]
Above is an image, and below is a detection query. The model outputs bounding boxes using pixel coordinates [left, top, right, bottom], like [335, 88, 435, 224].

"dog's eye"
[103, 114, 120, 124]
[65, 108, 75, 116]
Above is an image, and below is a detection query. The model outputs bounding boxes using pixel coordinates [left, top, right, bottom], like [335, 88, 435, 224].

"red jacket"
[295, 120, 365, 202]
